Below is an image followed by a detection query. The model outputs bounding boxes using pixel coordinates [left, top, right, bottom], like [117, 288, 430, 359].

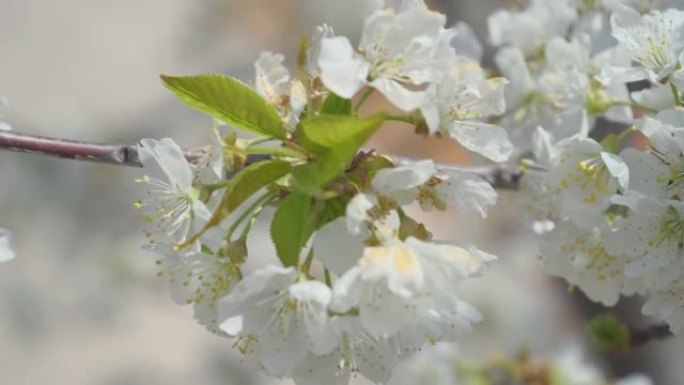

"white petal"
[597, 65, 648, 86]
[318, 36, 370, 99]
[346, 193, 378, 235]
[313, 217, 364, 276]
[601, 152, 629, 189]
[139, 138, 193, 189]
[372, 160, 435, 196]
[435, 170, 497, 218]
[451, 22, 482, 62]
[447, 121, 513, 162]
[369, 77, 426, 112]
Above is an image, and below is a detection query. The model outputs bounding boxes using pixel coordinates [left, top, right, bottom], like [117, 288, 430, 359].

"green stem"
[248, 137, 276, 147]
[354, 88, 375, 114]
[324, 268, 332, 287]
[227, 191, 277, 239]
[616, 126, 636, 145]
[671, 82, 682, 106]
[299, 248, 315, 277]
[384, 114, 416, 125]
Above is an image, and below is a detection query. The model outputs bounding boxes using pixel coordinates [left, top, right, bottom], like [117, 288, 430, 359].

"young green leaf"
[320, 94, 352, 116]
[161, 74, 287, 139]
[293, 114, 385, 188]
[270, 192, 315, 267]
[180, 159, 291, 247]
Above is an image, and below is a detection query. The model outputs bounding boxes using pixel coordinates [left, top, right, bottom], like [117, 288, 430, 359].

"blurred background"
[0, 0, 681, 384]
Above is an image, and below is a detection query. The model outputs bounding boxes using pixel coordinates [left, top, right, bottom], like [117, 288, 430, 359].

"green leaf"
[181, 160, 291, 246]
[588, 314, 631, 351]
[271, 192, 315, 267]
[320, 94, 352, 115]
[293, 114, 385, 188]
[161, 74, 287, 139]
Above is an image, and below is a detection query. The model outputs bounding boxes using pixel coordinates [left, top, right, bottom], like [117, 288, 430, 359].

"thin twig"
[0, 130, 143, 167]
[0, 130, 522, 189]
[630, 322, 674, 348]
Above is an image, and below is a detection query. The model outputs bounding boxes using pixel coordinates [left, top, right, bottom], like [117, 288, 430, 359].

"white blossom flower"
[488, 0, 577, 55]
[371, 159, 497, 216]
[642, 278, 684, 333]
[495, 38, 592, 152]
[255, 51, 307, 127]
[0, 229, 15, 263]
[318, 3, 455, 111]
[330, 235, 493, 342]
[292, 316, 407, 385]
[604, 192, 684, 291]
[136, 138, 212, 243]
[548, 135, 629, 228]
[218, 266, 336, 377]
[540, 221, 637, 306]
[619, 112, 684, 199]
[420, 61, 513, 162]
[147, 242, 240, 335]
[598, 5, 684, 85]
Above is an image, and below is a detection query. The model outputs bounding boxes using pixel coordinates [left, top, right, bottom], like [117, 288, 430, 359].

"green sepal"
[588, 314, 631, 351]
[320, 94, 352, 116]
[600, 133, 619, 154]
[161, 74, 287, 139]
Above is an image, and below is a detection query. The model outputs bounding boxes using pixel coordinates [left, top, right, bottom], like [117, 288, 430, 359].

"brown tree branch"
[0, 130, 522, 189]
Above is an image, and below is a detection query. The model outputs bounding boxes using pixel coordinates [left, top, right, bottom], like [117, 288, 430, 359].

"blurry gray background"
[0, 1, 681, 384]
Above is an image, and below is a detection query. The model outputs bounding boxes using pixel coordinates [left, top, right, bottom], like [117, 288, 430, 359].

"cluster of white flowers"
[508, 1, 684, 333]
[131, 0, 684, 384]
[391, 342, 652, 385]
[318, 1, 512, 161]
[135, 1, 511, 383]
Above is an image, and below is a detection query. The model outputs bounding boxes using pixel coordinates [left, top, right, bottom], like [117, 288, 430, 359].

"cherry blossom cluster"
[392, 343, 652, 385]
[505, 1, 684, 333]
[135, 1, 509, 383]
[131, 0, 684, 383]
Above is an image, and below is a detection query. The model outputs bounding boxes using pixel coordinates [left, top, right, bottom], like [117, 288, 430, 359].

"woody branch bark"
[0, 130, 522, 189]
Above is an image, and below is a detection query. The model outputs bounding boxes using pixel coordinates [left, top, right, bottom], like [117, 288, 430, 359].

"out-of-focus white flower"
[598, 5, 684, 85]
[0, 229, 15, 262]
[371, 159, 497, 216]
[255, 51, 307, 127]
[619, 112, 684, 199]
[420, 61, 513, 162]
[643, 279, 684, 333]
[218, 266, 336, 377]
[495, 37, 592, 152]
[488, 0, 577, 55]
[389, 341, 653, 385]
[136, 138, 212, 242]
[307, 24, 334, 76]
[148, 242, 240, 335]
[451, 22, 482, 63]
[540, 221, 637, 306]
[293, 316, 407, 385]
[318, 2, 455, 111]
[548, 135, 629, 228]
[605, 192, 684, 291]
